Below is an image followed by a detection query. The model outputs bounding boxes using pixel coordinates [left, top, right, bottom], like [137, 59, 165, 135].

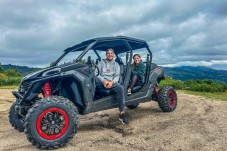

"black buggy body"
[9, 36, 177, 149]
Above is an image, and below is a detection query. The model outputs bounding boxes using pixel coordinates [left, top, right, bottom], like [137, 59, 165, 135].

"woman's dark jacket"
[131, 60, 146, 84]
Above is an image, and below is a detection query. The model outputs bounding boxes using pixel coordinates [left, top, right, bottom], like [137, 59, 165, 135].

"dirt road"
[0, 89, 226, 151]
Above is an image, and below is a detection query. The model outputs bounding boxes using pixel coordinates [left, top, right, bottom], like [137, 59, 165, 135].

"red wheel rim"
[168, 91, 176, 107]
[36, 108, 69, 140]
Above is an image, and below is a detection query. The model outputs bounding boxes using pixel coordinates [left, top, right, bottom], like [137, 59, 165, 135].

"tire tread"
[24, 96, 79, 149]
[157, 86, 177, 112]
[9, 102, 25, 132]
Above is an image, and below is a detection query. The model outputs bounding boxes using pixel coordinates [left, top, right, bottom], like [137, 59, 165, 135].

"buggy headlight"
[19, 84, 25, 93]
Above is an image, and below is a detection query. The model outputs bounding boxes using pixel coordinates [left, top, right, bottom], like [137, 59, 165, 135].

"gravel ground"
[0, 89, 226, 151]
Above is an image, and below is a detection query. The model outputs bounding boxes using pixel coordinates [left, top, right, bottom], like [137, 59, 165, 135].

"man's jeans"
[93, 76, 125, 112]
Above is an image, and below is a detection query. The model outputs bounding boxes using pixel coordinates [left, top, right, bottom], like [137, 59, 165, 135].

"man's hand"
[103, 80, 109, 88]
[107, 81, 113, 88]
[103, 80, 113, 88]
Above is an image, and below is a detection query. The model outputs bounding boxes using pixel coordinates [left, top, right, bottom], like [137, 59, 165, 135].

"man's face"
[106, 50, 114, 61]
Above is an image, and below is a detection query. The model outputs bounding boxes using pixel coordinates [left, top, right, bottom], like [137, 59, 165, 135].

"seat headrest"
[115, 57, 123, 64]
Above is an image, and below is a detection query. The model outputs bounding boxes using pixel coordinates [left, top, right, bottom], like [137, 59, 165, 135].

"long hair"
[133, 54, 141, 59]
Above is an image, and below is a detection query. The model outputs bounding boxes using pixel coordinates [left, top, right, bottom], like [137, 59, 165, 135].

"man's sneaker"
[127, 88, 132, 95]
[119, 113, 129, 124]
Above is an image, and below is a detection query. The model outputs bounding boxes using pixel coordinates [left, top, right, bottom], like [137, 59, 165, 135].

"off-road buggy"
[9, 36, 177, 149]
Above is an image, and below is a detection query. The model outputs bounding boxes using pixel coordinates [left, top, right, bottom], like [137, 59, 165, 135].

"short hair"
[106, 48, 114, 53]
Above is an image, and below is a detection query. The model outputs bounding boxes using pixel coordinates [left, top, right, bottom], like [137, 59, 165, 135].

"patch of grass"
[0, 85, 19, 89]
[179, 90, 227, 101]
[160, 77, 184, 90]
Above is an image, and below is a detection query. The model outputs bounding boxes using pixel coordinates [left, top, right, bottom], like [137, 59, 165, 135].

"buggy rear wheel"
[157, 86, 177, 112]
[24, 96, 79, 149]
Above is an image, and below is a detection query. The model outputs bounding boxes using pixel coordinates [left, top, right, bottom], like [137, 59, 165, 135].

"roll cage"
[51, 36, 153, 67]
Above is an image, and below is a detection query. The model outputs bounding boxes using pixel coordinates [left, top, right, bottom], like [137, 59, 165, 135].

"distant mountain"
[164, 66, 227, 83]
[1, 64, 227, 83]
[1, 64, 41, 76]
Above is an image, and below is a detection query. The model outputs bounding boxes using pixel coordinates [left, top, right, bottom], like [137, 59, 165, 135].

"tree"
[4, 69, 21, 77]
[0, 64, 3, 73]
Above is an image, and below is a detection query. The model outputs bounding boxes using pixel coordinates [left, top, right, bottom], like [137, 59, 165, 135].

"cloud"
[162, 60, 227, 68]
[0, 0, 226, 70]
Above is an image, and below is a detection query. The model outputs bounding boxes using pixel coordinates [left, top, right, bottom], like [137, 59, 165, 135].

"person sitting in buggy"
[94, 48, 129, 124]
[127, 54, 146, 95]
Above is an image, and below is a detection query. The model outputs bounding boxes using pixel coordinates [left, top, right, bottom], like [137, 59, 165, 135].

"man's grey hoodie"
[97, 59, 120, 83]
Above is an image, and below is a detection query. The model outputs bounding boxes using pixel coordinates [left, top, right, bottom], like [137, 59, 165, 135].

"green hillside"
[164, 66, 227, 83]
[160, 77, 227, 101]
[2, 64, 41, 76]
[2, 64, 227, 83]
[160, 77, 227, 92]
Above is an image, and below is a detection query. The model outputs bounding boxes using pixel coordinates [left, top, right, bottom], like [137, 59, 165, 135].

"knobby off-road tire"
[157, 86, 177, 112]
[24, 96, 79, 149]
[127, 103, 139, 109]
[9, 102, 25, 132]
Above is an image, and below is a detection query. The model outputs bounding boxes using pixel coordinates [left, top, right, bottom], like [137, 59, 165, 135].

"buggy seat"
[94, 57, 124, 99]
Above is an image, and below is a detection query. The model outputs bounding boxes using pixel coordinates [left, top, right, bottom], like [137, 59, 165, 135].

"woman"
[127, 54, 146, 95]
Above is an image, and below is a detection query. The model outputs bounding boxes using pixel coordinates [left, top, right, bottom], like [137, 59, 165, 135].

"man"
[94, 48, 129, 124]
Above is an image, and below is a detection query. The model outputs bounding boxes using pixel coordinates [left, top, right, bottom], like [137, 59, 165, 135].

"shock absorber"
[43, 82, 52, 97]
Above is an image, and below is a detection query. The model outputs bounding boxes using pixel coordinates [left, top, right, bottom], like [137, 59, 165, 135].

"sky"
[0, 0, 227, 70]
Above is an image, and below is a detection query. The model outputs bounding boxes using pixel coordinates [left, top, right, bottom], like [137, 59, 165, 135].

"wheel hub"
[36, 108, 69, 140]
[168, 91, 176, 107]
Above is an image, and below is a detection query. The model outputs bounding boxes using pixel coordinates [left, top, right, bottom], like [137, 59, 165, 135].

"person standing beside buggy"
[94, 48, 129, 124]
[127, 54, 146, 95]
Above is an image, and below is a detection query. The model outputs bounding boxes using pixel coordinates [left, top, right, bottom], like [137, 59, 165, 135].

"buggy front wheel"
[24, 96, 79, 149]
[9, 102, 25, 132]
